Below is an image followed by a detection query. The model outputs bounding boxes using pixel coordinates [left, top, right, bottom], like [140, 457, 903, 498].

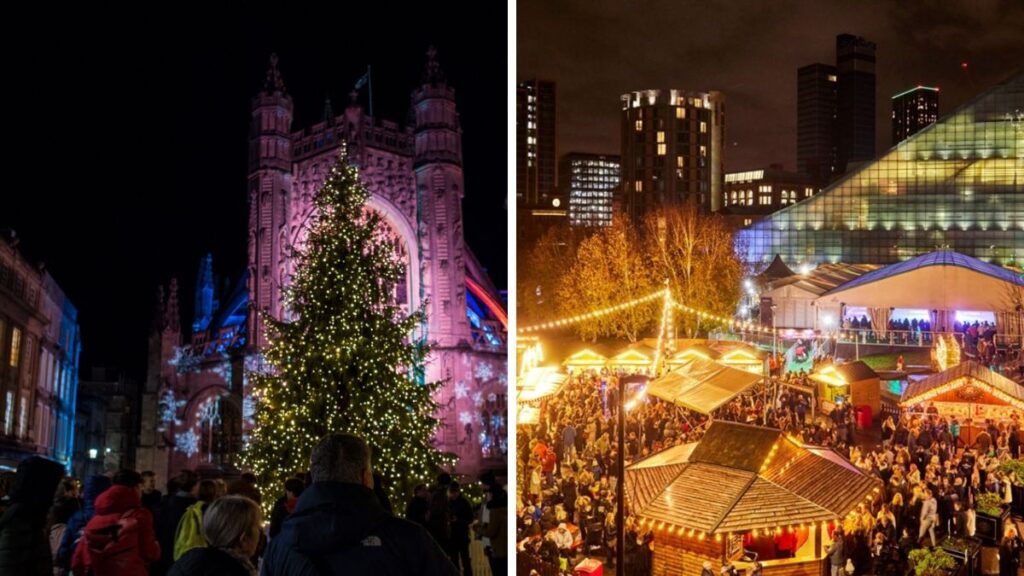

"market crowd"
[517, 367, 1024, 576]
[0, 432, 507, 576]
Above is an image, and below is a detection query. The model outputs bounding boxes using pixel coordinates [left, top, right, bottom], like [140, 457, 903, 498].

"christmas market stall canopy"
[646, 357, 762, 415]
[562, 348, 609, 369]
[668, 343, 722, 366]
[608, 344, 656, 369]
[900, 360, 1024, 419]
[625, 422, 880, 536]
[516, 366, 568, 404]
[517, 336, 543, 375]
[809, 361, 880, 413]
[717, 345, 766, 373]
[517, 405, 540, 426]
[625, 422, 883, 576]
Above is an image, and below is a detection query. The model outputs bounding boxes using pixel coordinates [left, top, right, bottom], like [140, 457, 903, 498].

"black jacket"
[261, 481, 458, 576]
[169, 547, 254, 576]
[0, 457, 64, 576]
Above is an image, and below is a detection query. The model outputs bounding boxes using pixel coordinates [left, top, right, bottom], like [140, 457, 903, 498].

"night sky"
[518, 0, 1024, 169]
[3, 8, 506, 379]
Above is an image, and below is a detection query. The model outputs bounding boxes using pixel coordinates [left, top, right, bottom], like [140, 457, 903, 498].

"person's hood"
[10, 456, 64, 510]
[82, 475, 113, 515]
[94, 484, 142, 515]
[280, 481, 390, 554]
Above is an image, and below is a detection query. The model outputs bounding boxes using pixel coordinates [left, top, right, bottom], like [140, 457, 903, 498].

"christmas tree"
[241, 150, 453, 511]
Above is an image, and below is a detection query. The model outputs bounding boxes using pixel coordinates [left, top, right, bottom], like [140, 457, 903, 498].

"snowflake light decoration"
[459, 411, 474, 425]
[175, 429, 200, 457]
[472, 391, 483, 408]
[157, 389, 186, 431]
[454, 381, 468, 399]
[474, 362, 494, 382]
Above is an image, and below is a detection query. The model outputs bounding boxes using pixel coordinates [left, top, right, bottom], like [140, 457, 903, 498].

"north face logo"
[361, 535, 382, 547]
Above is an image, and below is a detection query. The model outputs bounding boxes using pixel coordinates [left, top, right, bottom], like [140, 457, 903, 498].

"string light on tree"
[240, 149, 453, 514]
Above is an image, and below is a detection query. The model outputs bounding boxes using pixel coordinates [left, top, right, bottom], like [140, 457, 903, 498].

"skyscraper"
[835, 33, 876, 172]
[797, 34, 877, 184]
[797, 63, 837, 186]
[559, 153, 620, 227]
[620, 89, 725, 218]
[740, 72, 1024, 267]
[516, 79, 557, 208]
[892, 86, 939, 145]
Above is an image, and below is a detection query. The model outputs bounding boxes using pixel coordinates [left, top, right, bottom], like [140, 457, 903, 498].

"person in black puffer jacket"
[170, 496, 262, 576]
[0, 456, 65, 576]
[261, 433, 457, 576]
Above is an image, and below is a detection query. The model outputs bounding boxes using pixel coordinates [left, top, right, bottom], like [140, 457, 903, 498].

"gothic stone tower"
[241, 50, 506, 476]
[248, 54, 294, 349]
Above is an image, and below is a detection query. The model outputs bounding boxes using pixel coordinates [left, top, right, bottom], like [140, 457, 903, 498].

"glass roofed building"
[738, 72, 1024, 268]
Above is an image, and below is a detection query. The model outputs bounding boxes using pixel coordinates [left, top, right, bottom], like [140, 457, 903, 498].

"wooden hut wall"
[850, 377, 880, 415]
[651, 533, 723, 576]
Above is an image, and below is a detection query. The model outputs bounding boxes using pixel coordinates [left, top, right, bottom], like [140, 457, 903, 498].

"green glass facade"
[739, 73, 1024, 267]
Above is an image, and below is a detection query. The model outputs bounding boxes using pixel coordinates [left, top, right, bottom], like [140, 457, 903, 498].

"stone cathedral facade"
[136, 50, 507, 484]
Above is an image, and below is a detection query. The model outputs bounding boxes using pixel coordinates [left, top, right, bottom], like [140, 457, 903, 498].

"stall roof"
[901, 361, 1024, 407]
[765, 263, 880, 297]
[671, 344, 721, 362]
[625, 422, 881, 534]
[817, 250, 1024, 310]
[646, 357, 762, 414]
[517, 366, 568, 403]
[809, 361, 878, 387]
[516, 405, 540, 426]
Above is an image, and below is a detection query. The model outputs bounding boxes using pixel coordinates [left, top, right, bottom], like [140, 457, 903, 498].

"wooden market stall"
[717, 344, 767, 374]
[626, 422, 881, 576]
[809, 361, 880, 416]
[517, 366, 569, 404]
[647, 357, 763, 414]
[900, 361, 1024, 445]
[607, 344, 656, 373]
[669, 343, 722, 367]
[562, 348, 608, 371]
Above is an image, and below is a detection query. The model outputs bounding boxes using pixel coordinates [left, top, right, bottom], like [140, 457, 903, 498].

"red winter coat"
[71, 485, 161, 576]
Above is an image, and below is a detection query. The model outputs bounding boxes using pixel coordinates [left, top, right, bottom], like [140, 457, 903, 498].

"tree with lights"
[241, 151, 452, 512]
[556, 218, 657, 341]
[643, 203, 745, 336]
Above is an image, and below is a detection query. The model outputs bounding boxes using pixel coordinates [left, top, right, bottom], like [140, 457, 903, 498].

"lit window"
[805, 187, 813, 197]
[828, 74, 837, 82]
[693, 97, 702, 107]
[657, 143, 666, 156]
[700, 145, 707, 157]
[676, 107, 685, 119]
[657, 131, 665, 143]
[9, 328, 20, 368]
[700, 121, 707, 133]
[743, 218, 753, 226]
[635, 120, 643, 132]
[676, 156, 683, 168]
[635, 181, 643, 192]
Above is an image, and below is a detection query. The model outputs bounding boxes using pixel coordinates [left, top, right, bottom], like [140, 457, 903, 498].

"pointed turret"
[193, 254, 216, 333]
[152, 285, 165, 332]
[165, 278, 180, 334]
[263, 53, 287, 95]
[411, 45, 470, 346]
[411, 46, 462, 168]
[323, 95, 335, 127]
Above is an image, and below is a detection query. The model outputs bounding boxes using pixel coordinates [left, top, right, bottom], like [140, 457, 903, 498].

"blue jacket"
[261, 481, 458, 576]
[56, 475, 111, 569]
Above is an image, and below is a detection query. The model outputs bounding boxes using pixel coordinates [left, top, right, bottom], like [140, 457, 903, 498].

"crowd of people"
[0, 432, 507, 576]
[517, 367, 1024, 576]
